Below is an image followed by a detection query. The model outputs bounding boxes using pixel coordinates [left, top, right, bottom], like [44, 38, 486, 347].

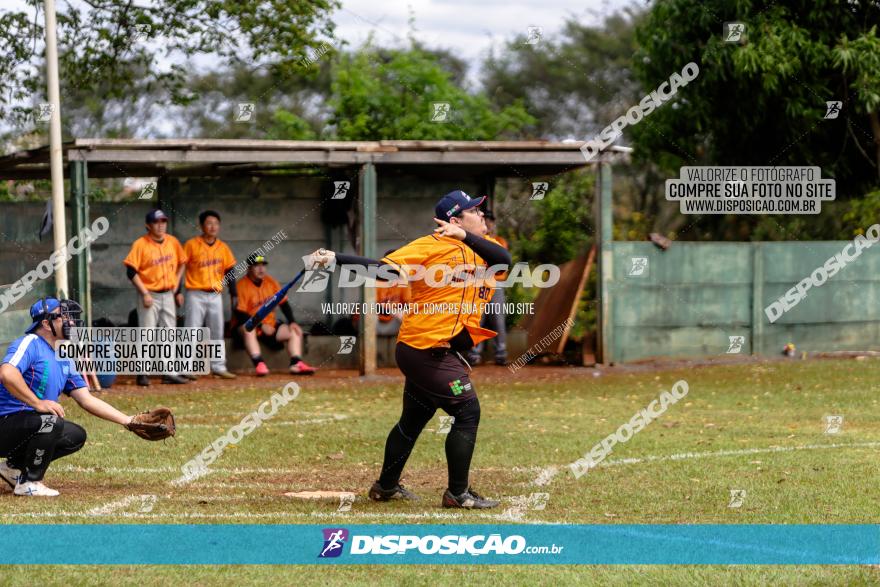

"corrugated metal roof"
[0, 139, 630, 179]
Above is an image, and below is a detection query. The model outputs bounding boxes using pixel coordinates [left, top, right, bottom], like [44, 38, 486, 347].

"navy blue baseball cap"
[26, 298, 61, 333]
[145, 209, 169, 223]
[434, 190, 486, 220]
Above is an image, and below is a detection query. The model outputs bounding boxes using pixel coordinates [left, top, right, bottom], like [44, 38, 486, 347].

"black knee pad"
[60, 421, 87, 453]
[450, 397, 480, 432]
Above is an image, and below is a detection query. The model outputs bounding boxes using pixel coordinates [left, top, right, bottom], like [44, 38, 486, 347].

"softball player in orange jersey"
[306, 190, 511, 509]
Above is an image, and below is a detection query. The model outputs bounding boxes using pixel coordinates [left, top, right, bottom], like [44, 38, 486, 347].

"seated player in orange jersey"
[233, 255, 315, 376]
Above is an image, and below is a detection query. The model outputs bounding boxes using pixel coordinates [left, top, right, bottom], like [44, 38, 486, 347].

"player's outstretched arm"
[306, 248, 402, 276]
[69, 387, 132, 426]
[306, 248, 380, 268]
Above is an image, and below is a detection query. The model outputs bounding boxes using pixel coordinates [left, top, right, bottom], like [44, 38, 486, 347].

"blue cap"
[434, 190, 486, 220]
[145, 209, 169, 223]
[26, 298, 60, 334]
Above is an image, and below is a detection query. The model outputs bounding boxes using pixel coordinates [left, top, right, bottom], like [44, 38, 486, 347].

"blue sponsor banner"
[0, 525, 875, 565]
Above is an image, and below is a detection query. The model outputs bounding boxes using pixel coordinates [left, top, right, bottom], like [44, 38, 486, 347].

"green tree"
[480, 9, 686, 240]
[0, 0, 339, 132]
[501, 170, 594, 265]
[631, 0, 880, 240]
[172, 60, 332, 139]
[483, 9, 646, 139]
[326, 41, 534, 140]
[494, 170, 596, 337]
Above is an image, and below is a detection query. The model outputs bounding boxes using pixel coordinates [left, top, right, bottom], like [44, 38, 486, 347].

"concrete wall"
[608, 241, 880, 362]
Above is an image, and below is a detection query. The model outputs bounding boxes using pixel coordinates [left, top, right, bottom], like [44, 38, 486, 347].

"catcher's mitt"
[126, 407, 176, 441]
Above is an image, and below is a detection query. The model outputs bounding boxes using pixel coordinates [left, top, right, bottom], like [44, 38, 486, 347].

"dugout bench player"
[307, 190, 511, 509]
[0, 298, 138, 496]
[234, 255, 316, 376]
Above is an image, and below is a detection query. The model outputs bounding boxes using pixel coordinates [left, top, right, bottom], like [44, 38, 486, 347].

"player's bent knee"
[61, 421, 87, 453]
[451, 398, 481, 431]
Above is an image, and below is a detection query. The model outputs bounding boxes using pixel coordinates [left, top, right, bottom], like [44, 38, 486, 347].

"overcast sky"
[333, 0, 637, 72]
[5, 0, 637, 74]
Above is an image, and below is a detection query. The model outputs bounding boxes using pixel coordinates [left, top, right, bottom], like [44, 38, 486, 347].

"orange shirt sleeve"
[235, 278, 253, 313]
[173, 236, 188, 268]
[123, 238, 143, 270]
[183, 238, 195, 266]
[221, 242, 236, 272]
[183, 239, 197, 282]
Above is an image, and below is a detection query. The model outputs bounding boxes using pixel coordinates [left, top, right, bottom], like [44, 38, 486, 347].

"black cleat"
[161, 374, 189, 384]
[136, 375, 150, 387]
[442, 488, 500, 509]
[368, 481, 420, 502]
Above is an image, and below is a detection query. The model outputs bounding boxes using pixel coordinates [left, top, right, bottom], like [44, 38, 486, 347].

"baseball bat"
[244, 269, 306, 332]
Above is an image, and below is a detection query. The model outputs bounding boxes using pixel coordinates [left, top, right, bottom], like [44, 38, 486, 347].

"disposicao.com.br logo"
[318, 528, 564, 558]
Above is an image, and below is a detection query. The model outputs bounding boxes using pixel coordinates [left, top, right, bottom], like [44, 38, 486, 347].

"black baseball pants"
[0, 412, 87, 482]
[377, 342, 481, 495]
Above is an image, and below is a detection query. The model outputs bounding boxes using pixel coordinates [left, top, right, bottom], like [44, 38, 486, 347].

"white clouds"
[334, 0, 634, 68]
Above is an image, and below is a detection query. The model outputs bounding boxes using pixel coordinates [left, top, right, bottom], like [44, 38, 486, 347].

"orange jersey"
[236, 274, 286, 329]
[381, 234, 498, 349]
[123, 234, 187, 291]
[184, 236, 236, 291]
[376, 283, 411, 322]
[489, 234, 508, 250]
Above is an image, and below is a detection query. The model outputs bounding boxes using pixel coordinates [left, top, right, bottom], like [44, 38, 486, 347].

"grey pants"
[136, 290, 179, 376]
[137, 290, 175, 329]
[185, 290, 227, 372]
[474, 287, 507, 360]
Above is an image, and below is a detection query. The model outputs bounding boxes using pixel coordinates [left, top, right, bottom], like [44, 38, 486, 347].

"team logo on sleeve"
[35, 360, 50, 398]
[319, 528, 349, 558]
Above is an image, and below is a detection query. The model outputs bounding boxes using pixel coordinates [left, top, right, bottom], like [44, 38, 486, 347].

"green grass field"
[2, 358, 879, 585]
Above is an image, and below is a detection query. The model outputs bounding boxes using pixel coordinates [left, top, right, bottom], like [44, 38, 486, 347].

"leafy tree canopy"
[0, 0, 339, 129]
